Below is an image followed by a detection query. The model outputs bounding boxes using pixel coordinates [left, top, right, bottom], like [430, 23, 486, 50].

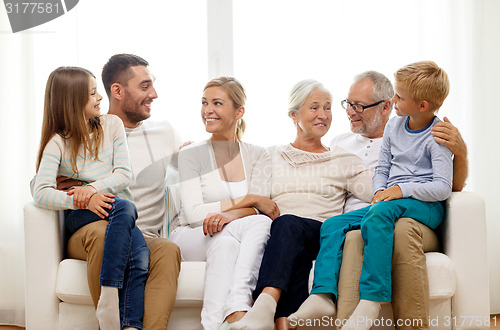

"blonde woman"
[170, 77, 279, 330]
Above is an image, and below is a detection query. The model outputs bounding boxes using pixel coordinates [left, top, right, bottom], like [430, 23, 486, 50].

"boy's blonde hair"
[394, 61, 449, 112]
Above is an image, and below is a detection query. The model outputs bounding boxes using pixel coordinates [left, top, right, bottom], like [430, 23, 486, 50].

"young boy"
[287, 61, 453, 330]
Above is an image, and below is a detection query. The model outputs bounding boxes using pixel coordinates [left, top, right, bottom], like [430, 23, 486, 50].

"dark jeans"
[253, 214, 322, 319]
[65, 198, 149, 329]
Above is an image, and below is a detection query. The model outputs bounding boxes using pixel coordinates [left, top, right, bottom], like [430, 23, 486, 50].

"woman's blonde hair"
[204, 76, 246, 141]
[36, 66, 103, 175]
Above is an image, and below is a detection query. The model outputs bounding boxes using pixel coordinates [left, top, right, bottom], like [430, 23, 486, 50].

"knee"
[251, 214, 273, 232]
[149, 238, 181, 267]
[393, 218, 424, 255]
[111, 198, 138, 226]
[270, 214, 300, 235]
[113, 198, 138, 217]
[85, 221, 107, 251]
[344, 230, 364, 253]
[363, 202, 395, 228]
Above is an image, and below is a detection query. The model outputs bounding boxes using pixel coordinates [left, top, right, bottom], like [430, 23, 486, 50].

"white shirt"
[330, 132, 382, 213]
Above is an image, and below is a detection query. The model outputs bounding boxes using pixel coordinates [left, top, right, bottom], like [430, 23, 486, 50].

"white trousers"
[170, 214, 272, 330]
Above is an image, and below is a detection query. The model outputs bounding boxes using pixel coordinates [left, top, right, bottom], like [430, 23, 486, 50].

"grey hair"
[353, 71, 394, 109]
[288, 79, 331, 118]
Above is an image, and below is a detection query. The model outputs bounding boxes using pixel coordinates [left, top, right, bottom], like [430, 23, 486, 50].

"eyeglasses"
[341, 99, 386, 113]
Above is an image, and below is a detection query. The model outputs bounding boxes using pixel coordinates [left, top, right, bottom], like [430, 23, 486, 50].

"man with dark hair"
[63, 54, 182, 329]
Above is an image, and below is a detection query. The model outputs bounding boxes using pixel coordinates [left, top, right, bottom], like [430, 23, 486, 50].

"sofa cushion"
[174, 261, 205, 308]
[425, 252, 456, 298]
[56, 259, 93, 305]
[56, 259, 207, 308]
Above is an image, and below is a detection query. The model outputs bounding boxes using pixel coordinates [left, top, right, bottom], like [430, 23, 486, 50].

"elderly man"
[333, 71, 467, 329]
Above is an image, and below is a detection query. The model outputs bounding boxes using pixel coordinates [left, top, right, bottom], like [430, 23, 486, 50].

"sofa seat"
[54, 252, 456, 329]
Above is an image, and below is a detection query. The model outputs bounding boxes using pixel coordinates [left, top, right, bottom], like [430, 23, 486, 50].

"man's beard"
[355, 110, 383, 136]
[122, 93, 151, 124]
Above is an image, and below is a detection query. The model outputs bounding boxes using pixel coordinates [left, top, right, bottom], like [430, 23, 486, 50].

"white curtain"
[0, 0, 498, 325]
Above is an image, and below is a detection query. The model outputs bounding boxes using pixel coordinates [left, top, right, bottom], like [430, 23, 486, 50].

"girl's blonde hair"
[204, 77, 246, 141]
[36, 66, 103, 176]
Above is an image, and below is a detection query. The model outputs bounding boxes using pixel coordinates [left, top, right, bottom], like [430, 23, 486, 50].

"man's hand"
[56, 176, 83, 191]
[67, 185, 98, 209]
[431, 117, 467, 157]
[203, 212, 232, 237]
[371, 185, 403, 204]
[87, 193, 115, 219]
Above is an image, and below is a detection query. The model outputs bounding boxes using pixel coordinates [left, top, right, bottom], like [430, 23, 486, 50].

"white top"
[34, 114, 132, 210]
[330, 132, 382, 212]
[269, 144, 373, 222]
[178, 140, 271, 227]
[222, 179, 248, 200]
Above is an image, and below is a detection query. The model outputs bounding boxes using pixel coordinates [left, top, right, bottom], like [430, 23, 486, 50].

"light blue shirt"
[373, 116, 453, 202]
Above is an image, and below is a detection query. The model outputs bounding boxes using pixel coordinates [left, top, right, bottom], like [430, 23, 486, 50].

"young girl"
[33, 66, 148, 330]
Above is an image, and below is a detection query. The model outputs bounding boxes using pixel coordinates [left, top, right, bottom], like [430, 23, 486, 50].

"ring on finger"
[213, 219, 220, 223]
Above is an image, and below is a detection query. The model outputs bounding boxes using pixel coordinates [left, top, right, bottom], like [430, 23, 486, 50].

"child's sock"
[341, 299, 381, 330]
[229, 293, 277, 330]
[287, 293, 336, 327]
[96, 286, 120, 330]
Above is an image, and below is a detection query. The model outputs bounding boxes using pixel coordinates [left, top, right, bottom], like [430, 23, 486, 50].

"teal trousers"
[311, 198, 444, 302]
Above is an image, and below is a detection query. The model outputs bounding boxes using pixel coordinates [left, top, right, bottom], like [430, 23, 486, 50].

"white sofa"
[24, 191, 489, 330]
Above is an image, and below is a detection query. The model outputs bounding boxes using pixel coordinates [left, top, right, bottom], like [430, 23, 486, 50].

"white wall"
[469, 0, 500, 314]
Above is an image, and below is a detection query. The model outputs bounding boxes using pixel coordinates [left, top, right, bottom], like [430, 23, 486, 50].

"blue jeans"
[311, 198, 445, 303]
[65, 198, 149, 329]
[253, 214, 322, 319]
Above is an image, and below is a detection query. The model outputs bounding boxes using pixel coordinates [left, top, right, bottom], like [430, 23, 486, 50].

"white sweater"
[269, 144, 373, 222]
[125, 120, 182, 238]
[178, 140, 272, 228]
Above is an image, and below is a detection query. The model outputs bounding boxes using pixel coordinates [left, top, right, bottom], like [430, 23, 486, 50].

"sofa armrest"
[24, 201, 63, 329]
[442, 192, 489, 328]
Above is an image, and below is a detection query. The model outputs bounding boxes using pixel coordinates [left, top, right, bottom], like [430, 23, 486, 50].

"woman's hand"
[67, 185, 98, 209]
[254, 196, 280, 220]
[203, 212, 233, 237]
[371, 185, 402, 204]
[87, 193, 115, 219]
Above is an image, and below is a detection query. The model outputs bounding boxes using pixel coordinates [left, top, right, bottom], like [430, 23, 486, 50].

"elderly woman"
[230, 80, 373, 330]
[170, 77, 279, 330]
